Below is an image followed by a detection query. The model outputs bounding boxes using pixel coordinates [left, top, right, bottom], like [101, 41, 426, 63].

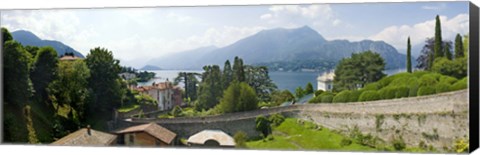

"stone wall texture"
[114, 89, 469, 151]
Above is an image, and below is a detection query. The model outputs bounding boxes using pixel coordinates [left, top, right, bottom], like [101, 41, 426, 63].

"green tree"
[216, 82, 258, 113]
[406, 37, 412, 73]
[232, 56, 245, 82]
[48, 60, 90, 123]
[222, 60, 233, 89]
[30, 47, 59, 109]
[3, 40, 33, 106]
[463, 35, 469, 57]
[174, 72, 200, 101]
[295, 86, 304, 98]
[304, 82, 314, 94]
[24, 46, 40, 57]
[244, 65, 277, 102]
[454, 34, 464, 59]
[334, 51, 386, 91]
[1, 27, 13, 44]
[270, 90, 295, 106]
[444, 41, 453, 60]
[255, 115, 271, 137]
[196, 65, 223, 110]
[434, 15, 443, 58]
[85, 47, 122, 122]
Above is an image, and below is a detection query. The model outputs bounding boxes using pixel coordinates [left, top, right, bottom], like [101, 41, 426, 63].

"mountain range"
[11, 30, 84, 58]
[148, 26, 413, 71]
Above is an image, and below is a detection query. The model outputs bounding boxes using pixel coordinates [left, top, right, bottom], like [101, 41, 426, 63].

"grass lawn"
[246, 118, 376, 151]
[117, 104, 140, 113]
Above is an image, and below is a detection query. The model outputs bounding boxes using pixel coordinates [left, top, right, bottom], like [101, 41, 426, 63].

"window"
[129, 134, 134, 144]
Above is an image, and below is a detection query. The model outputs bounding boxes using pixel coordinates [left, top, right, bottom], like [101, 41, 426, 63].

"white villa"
[317, 71, 335, 91]
[136, 80, 182, 111]
[119, 72, 137, 81]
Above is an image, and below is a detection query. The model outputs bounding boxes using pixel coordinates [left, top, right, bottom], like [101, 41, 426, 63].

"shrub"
[439, 76, 458, 85]
[333, 90, 351, 103]
[359, 90, 381, 101]
[348, 90, 363, 102]
[233, 131, 248, 148]
[295, 86, 304, 99]
[363, 83, 381, 91]
[304, 82, 314, 95]
[255, 115, 271, 137]
[453, 138, 469, 153]
[170, 105, 183, 117]
[308, 96, 322, 103]
[395, 86, 410, 98]
[378, 87, 396, 99]
[392, 136, 406, 151]
[432, 57, 467, 79]
[409, 84, 420, 97]
[417, 86, 436, 96]
[451, 77, 467, 91]
[340, 138, 353, 147]
[419, 74, 438, 87]
[321, 94, 334, 103]
[268, 113, 285, 127]
[412, 71, 429, 78]
[435, 82, 451, 93]
[314, 90, 324, 97]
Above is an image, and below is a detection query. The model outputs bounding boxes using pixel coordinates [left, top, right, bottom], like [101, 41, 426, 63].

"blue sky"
[0, 1, 469, 68]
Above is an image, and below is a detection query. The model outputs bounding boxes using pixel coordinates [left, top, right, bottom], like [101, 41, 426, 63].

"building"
[317, 71, 335, 91]
[59, 55, 82, 61]
[136, 80, 183, 111]
[187, 130, 235, 147]
[115, 122, 177, 146]
[119, 72, 137, 81]
[51, 126, 117, 146]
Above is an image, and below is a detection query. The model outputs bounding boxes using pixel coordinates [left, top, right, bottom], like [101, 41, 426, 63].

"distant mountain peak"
[11, 30, 84, 58]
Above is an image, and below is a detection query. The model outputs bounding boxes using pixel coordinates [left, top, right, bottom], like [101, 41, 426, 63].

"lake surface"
[138, 68, 406, 92]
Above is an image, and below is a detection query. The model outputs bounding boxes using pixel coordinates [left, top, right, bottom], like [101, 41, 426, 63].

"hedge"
[417, 86, 436, 96]
[419, 74, 438, 87]
[359, 90, 381, 101]
[321, 95, 334, 103]
[451, 77, 467, 91]
[379, 87, 397, 99]
[332, 90, 351, 103]
[435, 82, 451, 93]
[348, 90, 364, 102]
[314, 90, 324, 97]
[395, 86, 410, 98]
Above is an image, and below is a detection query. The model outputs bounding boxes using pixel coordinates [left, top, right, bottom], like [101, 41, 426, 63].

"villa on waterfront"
[317, 71, 335, 91]
[135, 80, 183, 111]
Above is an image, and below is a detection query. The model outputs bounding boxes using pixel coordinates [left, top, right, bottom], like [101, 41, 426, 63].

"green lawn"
[247, 118, 375, 151]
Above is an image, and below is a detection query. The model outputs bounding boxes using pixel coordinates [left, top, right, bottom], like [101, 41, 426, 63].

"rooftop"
[317, 71, 335, 82]
[59, 55, 82, 61]
[187, 130, 235, 146]
[51, 128, 117, 146]
[115, 122, 177, 144]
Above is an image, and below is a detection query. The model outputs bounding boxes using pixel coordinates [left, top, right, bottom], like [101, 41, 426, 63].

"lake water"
[138, 68, 406, 92]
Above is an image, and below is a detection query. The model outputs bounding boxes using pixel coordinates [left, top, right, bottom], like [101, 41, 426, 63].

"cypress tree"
[454, 33, 464, 59]
[434, 15, 443, 58]
[444, 42, 452, 60]
[406, 37, 412, 73]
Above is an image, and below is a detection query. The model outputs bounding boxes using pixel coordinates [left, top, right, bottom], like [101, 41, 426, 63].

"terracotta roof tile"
[115, 122, 176, 144]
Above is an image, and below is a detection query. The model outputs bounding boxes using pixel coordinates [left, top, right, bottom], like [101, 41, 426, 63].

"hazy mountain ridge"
[148, 26, 412, 71]
[11, 30, 84, 58]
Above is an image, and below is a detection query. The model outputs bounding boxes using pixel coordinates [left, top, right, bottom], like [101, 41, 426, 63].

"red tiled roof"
[115, 122, 176, 144]
[59, 55, 82, 61]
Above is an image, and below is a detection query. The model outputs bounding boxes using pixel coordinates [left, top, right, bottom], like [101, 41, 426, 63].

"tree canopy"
[334, 51, 386, 91]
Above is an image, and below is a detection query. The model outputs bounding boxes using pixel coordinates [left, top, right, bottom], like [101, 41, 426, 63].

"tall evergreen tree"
[232, 56, 245, 82]
[434, 15, 443, 58]
[444, 41, 453, 60]
[406, 37, 412, 73]
[31, 47, 59, 107]
[222, 60, 233, 89]
[454, 33, 464, 59]
[1, 27, 13, 44]
[196, 65, 223, 110]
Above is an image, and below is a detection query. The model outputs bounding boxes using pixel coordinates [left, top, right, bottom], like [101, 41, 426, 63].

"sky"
[0, 1, 470, 68]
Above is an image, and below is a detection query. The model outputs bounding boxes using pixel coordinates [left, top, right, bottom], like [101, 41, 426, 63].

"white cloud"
[422, 3, 447, 11]
[260, 4, 341, 29]
[1, 10, 97, 55]
[369, 14, 469, 51]
[166, 13, 192, 22]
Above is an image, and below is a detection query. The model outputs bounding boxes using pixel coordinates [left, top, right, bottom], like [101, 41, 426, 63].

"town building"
[187, 130, 235, 147]
[136, 80, 183, 111]
[317, 71, 335, 91]
[51, 126, 117, 146]
[114, 122, 177, 146]
[59, 55, 82, 61]
[119, 72, 137, 81]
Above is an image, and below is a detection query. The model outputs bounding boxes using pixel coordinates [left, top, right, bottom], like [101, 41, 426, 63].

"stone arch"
[203, 139, 220, 147]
